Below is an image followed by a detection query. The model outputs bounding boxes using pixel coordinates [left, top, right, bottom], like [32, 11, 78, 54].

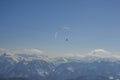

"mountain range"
[0, 49, 120, 80]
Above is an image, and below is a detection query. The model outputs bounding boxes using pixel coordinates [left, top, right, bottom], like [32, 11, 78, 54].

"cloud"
[24, 49, 44, 54]
[0, 48, 120, 59]
[0, 48, 14, 54]
[0, 48, 44, 55]
[0, 48, 6, 53]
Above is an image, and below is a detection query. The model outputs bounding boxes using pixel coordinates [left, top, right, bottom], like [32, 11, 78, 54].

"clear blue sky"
[0, 0, 120, 55]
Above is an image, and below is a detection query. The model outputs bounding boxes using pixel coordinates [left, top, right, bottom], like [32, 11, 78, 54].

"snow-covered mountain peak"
[88, 49, 111, 57]
[0, 52, 20, 63]
[16, 53, 50, 63]
[51, 49, 120, 64]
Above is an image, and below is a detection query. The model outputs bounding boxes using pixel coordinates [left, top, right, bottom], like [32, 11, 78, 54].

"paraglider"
[65, 38, 69, 42]
[54, 26, 73, 53]
[54, 26, 71, 42]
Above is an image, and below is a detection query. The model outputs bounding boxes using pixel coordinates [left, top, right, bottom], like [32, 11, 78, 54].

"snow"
[0, 50, 120, 80]
[67, 66, 74, 72]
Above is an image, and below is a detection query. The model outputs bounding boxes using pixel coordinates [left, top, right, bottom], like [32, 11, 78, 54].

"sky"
[0, 0, 120, 56]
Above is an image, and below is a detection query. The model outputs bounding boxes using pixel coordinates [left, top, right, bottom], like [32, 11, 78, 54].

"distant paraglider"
[54, 26, 73, 53]
[55, 26, 71, 43]
[65, 38, 69, 42]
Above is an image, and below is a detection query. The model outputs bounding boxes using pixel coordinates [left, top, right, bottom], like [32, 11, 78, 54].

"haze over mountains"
[0, 49, 120, 80]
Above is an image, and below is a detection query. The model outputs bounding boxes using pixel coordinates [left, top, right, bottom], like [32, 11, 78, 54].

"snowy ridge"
[0, 49, 120, 80]
[0, 52, 54, 79]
